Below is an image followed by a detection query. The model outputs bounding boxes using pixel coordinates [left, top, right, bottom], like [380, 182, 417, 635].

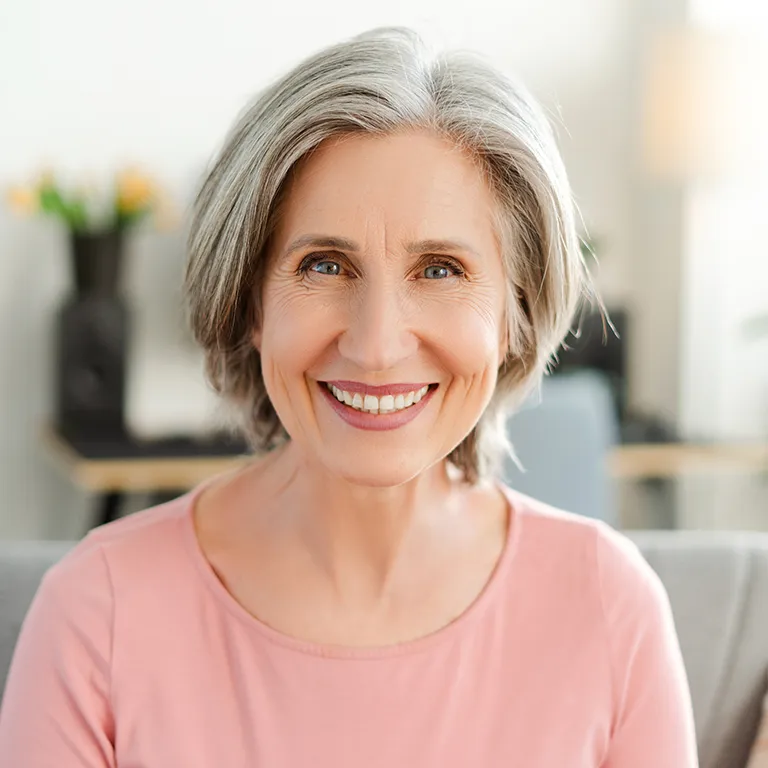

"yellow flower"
[6, 185, 38, 215]
[116, 167, 155, 215]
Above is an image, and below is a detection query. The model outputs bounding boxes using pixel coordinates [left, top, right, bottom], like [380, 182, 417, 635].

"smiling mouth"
[323, 383, 436, 414]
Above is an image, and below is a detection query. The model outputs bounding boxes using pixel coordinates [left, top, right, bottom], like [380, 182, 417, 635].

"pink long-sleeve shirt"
[0, 481, 698, 767]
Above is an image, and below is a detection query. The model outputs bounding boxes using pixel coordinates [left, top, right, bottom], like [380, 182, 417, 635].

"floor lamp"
[640, 25, 762, 527]
[640, 25, 754, 442]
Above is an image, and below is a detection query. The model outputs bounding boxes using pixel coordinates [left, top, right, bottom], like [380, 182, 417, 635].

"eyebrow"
[281, 234, 481, 260]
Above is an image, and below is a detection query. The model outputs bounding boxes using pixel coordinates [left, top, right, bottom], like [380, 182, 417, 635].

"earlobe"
[251, 327, 262, 351]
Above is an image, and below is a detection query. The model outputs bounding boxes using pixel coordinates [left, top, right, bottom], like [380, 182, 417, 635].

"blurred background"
[1, 0, 767, 540]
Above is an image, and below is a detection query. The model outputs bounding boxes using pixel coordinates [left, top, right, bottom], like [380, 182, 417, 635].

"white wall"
[624, 0, 689, 426]
[0, 0, 637, 538]
[680, 0, 768, 441]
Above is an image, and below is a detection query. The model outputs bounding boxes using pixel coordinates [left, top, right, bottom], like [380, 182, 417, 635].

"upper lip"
[323, 380, 436, 396]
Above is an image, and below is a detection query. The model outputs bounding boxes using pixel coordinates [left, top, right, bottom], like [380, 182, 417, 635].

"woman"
[0, 27, 698, 767]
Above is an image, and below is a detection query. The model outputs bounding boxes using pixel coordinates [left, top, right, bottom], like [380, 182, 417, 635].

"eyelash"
[296, 253, 466, 279]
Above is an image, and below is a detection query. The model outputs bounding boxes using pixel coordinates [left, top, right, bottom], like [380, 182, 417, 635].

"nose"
[337, 278, 418, 373]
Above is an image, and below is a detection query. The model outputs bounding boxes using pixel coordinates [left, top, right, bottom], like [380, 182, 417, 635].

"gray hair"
[184, 26, 599, 483]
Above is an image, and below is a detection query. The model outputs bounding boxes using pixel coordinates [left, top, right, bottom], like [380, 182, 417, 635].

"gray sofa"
[2, 532, 768, 768]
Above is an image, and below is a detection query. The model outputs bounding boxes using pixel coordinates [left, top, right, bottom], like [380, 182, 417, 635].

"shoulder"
[41, 489, 198, 615]
[501, 484, 666, 613]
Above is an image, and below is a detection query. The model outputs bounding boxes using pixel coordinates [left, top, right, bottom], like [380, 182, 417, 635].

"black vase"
[54, 229, 130, 440]
[69, 229, 125, 297]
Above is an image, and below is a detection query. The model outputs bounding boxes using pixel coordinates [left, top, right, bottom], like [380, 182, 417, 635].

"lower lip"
[318, 383, 436, 431]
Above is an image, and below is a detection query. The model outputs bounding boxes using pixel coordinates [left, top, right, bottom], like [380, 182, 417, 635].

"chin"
[320, 449, 433, 489]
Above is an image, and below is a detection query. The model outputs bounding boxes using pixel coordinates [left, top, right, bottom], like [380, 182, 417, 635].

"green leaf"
[39, 186, 66, 216]
[38, 184, 83, 229]
[116, 206, 149, 230]
[67, 197, 89, 231]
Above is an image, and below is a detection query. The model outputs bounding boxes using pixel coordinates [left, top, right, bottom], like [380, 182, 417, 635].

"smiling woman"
[0, 26, 698, 768]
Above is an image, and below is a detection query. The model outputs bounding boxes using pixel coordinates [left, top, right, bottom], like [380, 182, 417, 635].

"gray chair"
[2, 532, 768, 768]
[504, 369, 620, 525]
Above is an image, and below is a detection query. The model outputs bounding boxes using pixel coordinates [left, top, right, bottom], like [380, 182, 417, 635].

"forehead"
[273, 131, 500, 246]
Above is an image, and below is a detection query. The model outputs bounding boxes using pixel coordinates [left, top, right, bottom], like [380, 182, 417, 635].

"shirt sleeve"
[595, 525, 699, 768]
[0, 541, 116, 767]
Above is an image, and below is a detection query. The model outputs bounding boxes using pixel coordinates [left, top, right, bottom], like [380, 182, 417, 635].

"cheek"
[430, 293, 505, 376]
[258, 283, 338, 373]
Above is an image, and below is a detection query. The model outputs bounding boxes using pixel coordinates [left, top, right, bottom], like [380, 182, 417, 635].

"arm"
[596, 526, 699, 768]
[0, 542, 116, 767]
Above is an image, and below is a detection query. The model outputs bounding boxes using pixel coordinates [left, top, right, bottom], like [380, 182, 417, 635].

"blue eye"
[422, 261, 464, 280]
[424, 264, 454, 280]
[309, 260, 341, 275]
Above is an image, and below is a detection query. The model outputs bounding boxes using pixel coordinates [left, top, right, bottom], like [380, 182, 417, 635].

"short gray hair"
[184, 26, 599, 483]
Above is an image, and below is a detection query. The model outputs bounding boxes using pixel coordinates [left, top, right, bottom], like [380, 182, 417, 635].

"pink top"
[0, 482, 698, 767]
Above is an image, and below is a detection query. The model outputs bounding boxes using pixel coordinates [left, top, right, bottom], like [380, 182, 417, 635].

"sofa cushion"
[629, 531, 768, 768]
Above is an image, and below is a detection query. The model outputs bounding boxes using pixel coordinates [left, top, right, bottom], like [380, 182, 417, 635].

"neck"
[258, 442, 469, 604]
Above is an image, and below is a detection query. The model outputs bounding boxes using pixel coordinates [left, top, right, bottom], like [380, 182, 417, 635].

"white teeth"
[327, 384, 432, 414]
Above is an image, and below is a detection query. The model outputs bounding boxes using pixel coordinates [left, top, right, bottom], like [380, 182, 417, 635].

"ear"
[251, 326, 262, 351]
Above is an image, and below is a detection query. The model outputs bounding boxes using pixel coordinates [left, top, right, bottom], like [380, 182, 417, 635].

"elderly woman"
[0, 27, 697, 768]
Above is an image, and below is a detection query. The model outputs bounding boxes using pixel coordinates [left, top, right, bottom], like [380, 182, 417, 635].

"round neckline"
[180, 475, 522, 660]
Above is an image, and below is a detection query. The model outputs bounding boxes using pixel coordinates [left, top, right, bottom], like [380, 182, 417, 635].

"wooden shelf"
[41, 426, 768, 492]
[608, 442, 768, 479]
[41, 427, 253, 493]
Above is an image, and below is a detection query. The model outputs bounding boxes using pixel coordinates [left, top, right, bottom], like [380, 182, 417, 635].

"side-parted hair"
[184, 26, 600, 483]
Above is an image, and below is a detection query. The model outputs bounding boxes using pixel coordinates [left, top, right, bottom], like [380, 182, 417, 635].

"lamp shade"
[641, 27, 754, 180]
